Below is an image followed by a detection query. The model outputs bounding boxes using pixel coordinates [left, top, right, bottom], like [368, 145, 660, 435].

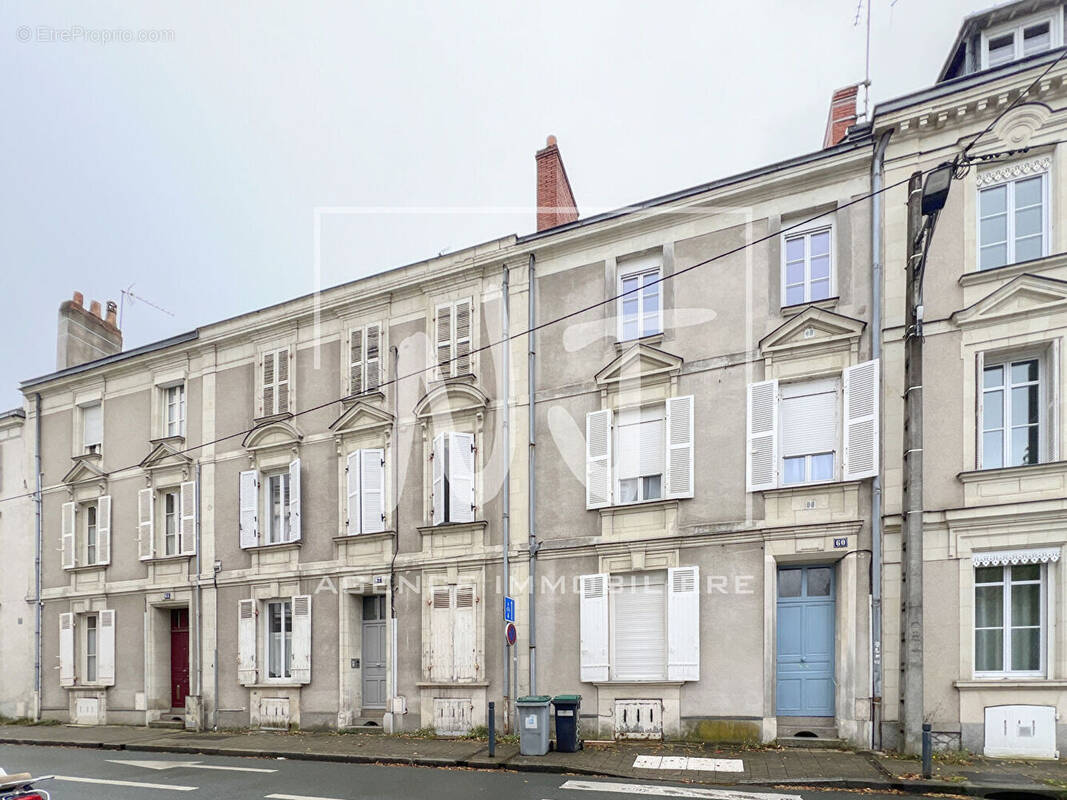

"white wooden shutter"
[96, 495, 111, 566]
[366, 323, 382, 391]
[431, 434, 445, 524]
[239, 470, 259, 548]
[349, 328, 364, 396]
[586, 409, 613, 509]
[843, 359, 880, 480]
[291, 594, 312, 684]
[137, 488, 155, 561]
[429, 586, 454, 681]
[614, 578, 666, 680]
[237, 599, 257, 685]
[262, 351, 275, 416]
[346, 450, 361, 536]
[277, 348, 291, 413]
[454, 300, 472, 375]
[435, 303, 453, 380]
[667, 566, 700, 681]
[747, 379, 779, 491]
[82, 403, 102, 449]
[449, 432, 475, 524]
[288, 458, 301, 542]
[179, 481, 197, 555]
[579, 573, 609, 682]
[61, 501, 76, 569]
[361, 448, 385, 534]
[780, 380, 838, 459]
[453, 585, 477, 680]
[59, 612, 75, 687]
[98, 609, 116, 686]
[665, 396, 695, 499]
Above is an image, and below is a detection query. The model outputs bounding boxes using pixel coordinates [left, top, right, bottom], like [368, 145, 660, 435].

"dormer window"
[981, 12, 1061, 70]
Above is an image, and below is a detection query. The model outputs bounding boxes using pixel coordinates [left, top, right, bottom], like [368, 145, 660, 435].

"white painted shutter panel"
[843, 359, 880, 481]
[449, 432, 475, 524]
[237, 599, 257, 685]
[288, 458, 301, 542]
[780, 380, 838, 458]
[431, 434, 445, 524]
[361, 448, 385, 534]
[579, 573, 609, 682]
[262, 351, 275, 416]
[277, 348, 291, 413]
[746, 379, 779, 491]
[98, 609, 116, 686]
[667, 566, 700, 681]
[179, 481, 197, 555]
[239, 470, 259, 548]
[349, 328, 364, 396]
[96, 495, 111, 565]
[453, 585, 477, 680]
[454, 299, 472, 375]
[291, 594, 312, 684]
[665, 395, 695, 499]
[586, 409, 613, 509]
[137, 488, 155, 561]
[976, 350, 986, 468]
[366, 323, 382, 391]
[346, 451, 361, 536]
[61, 501, 76, 569]
[436, 303, 453, 380]
[429, 587, 454, 682]
[59, 613, 75, 687]
[614, 579, 666, 680]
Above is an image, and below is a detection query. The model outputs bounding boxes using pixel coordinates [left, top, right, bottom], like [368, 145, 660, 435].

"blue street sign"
[504, 596, 515, 623]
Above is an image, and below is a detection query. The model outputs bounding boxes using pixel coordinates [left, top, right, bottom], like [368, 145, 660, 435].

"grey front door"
[362, 595, 387, 709]
[776, 565, 835, 717]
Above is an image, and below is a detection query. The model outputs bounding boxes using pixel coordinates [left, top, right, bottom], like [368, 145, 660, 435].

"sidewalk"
[1, 723, 1065, 796]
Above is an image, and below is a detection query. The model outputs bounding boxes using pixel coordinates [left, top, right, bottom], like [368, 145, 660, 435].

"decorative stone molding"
[976, 155, 1052, 188]
[972, 547, 1061, 567]
[990, 103, 1052, 150]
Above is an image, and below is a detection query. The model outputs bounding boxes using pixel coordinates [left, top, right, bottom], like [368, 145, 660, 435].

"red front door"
[170, 608, 190, 709]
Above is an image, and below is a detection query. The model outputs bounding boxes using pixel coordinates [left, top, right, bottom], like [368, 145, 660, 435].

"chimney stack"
[56, 291, 123, 370]
[535, 135, 579, 232]
[823, 85, 860, 148]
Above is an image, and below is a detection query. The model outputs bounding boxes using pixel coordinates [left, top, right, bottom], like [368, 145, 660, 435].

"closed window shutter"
[746, 379, 779, 491]
[843, 359, 880, 480]
[137, 489, 155, 560]
[436, 303, 453, 380]
[262, 352, 275, 416]
[96, 495, 111, 565]
[586, 410, 613, 509]
[449, 432, 475, 524]
[429, 587, 453, 682]
[431, 434, 445, 524]
[667, 566, 700, 681]
[346, 451, 361, 535]
[579, 573, 609, 682]
[613, 576, 666, 680]
[288, 458, 302, 542]
[237, 599, 257, 685]
[349, 328, 364, 396]
[82, 404, 102, 449]
[360, 448, 386, 534]
[453, 585, 477, 680]
[454, 300, 472, 375]
[179, 481, 197, 555]
[780, 379, 838, 458]
[666, 396, 695, 498]
[239, 470, 259, 548]
[61, 501, 76, 569]
[277, 348, 290, 412]
[291, 594, 312, 684]
[59, 613, 75, 687]
[366, 323, 382, 391]
[98, 609, 116, 686]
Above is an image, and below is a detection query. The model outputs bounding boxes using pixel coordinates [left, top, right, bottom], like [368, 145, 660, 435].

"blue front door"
[776, 565, 835, 717]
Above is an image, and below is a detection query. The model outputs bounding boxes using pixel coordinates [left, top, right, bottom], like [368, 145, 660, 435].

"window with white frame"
[261, 347, 291, 416]
[349, 323, 382, 396]
[434, 300, 472, 380]
[164, 384, 186, 437]
[236, 595, 311, 685]
[975, 562, 1045, 675]
[431, 432, 475, 525]
[238, 461, 301, 548]
[618, 262, 662, 341]
[782, 227, 833, 306]
[427, 584, 478, 682]
[978, 165, 1049, 270]
[81, 402, 102, 455]
[981, 354, 1049, 469]
[780, 378, 839, 485]
[61, 496, 111, 569]
[579, 567, 700, 683]
[586, 396, 693, 509]
[162, 489, 179, 556]
[136, 483, 197, 560]
[981, 12, 1061, 69]
[59, 609, 115, 688]
[266, 599, 293, 680]
[265, 471, 291, 544]
[346, 448, 385, 535]
[84, 613, 98, 683]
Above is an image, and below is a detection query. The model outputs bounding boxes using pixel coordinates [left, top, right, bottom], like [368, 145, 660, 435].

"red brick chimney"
[823, 85, 859, 148]
[535, 135, 579, 232]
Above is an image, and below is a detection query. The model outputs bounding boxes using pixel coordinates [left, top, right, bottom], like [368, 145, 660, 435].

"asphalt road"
[0, 744, 955, 800]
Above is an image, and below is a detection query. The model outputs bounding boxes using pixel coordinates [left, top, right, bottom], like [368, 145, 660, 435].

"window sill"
[758, 480, 861, 496]
[332, 530, 396, 543]
[780, 296, 840, 317]
[416, 681, 489, 688]
[614, 332, 664, 353]
[65, 564, 107, 574]
[955, 678, 1064, 689]
[341, 389, 385, 404]
[252, 411, 294, 426]
[242, 541, 302, 553]
[958, 460, 1067, 483]
[245, 682, 305, 689]
[959, 251, 1067, 287]
[142, 553, 193, 564]
[596, 498, 681, 515]
[63, 683, 112, 691]
[593, 680, 685, 687]
[149, 434, 186, 447]
[417, 520, 488, 536]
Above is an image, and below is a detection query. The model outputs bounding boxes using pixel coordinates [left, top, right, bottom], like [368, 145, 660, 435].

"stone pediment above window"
[953, 273, 1067, 328]
[139, 438, 194, 486]
[242, 418, 303, 456]
[759, 307, 864, 363]
[414, 379, 489, 421]
[329, 400, 394, 436]
[595, 343, 683, 393]
[62, 454, 106, 487]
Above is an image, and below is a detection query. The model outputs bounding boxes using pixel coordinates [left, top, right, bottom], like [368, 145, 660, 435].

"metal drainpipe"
[871, 128, 892, 751]
[527, 253, 538, 696]
[501, 265, 511, 729]
[389, 344, 400, 718]
[194, 462, 203, 722]
[33, 393, 43, 720]
[212, 567, 220, 730]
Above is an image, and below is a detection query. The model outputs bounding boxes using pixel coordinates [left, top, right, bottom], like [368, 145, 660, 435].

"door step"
[778, 735, 847, 749]
[148, 719, 184, 729]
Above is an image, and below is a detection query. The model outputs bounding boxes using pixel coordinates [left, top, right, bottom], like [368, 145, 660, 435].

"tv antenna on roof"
[119, 283, 174, 330]
[854, 0, 874, 120]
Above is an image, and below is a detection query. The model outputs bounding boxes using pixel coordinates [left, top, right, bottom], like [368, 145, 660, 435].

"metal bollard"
[488, 701, 496, 757]
[921, 723, 932, 779]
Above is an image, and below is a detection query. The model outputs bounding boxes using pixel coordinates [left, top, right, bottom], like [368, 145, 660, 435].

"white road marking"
[265, 794, 348, 800]
[560, 779, 803, 800]
[55, 775, 197, 791]
[632, 756, 745, 773]
[109, 758, 277, 773]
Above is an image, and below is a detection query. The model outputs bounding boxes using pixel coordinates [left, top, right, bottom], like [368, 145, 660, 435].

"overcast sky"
[0, 0, 990, 409]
